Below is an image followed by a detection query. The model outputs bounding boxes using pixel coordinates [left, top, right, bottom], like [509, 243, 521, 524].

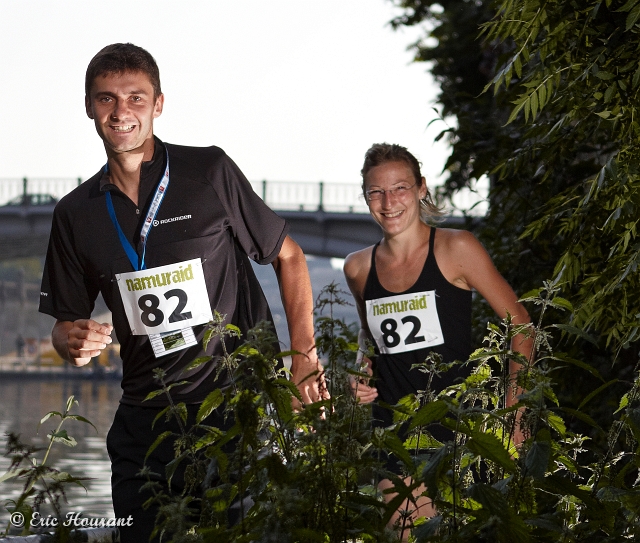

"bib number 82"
[138, 289, 192, 327]
[380, 316, 425, 349]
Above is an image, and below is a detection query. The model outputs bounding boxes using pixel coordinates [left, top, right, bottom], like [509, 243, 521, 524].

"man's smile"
[111, 125, 135, 133]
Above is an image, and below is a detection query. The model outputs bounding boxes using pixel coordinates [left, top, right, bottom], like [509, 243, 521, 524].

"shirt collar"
[99, 136, 166, 197]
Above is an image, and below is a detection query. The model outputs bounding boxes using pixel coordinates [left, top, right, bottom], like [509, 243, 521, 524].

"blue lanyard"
[105, 148, 170, 271]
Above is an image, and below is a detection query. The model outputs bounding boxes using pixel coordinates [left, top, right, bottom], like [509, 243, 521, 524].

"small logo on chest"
[153, 214, 192, 227]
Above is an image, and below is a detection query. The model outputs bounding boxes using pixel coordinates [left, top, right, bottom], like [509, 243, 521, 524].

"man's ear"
[153, 93, 164, 119]
[85, 95, 94, 120]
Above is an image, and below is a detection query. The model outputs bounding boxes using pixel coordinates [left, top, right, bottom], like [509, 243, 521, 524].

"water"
[0, 379, 121, 529]
[0, 255, 359, 529]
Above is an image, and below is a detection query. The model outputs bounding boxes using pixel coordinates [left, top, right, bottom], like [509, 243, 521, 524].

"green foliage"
[142, 283, 640, 542]
[389, 0, 640, 465]
[392, 0, 640, 350]
[1, 396, 95, 538]
[480, 0, 640, 349]
[141, 286, 399, 542]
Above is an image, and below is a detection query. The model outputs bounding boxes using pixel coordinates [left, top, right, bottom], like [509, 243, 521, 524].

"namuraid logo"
[153, 215, 192, 227]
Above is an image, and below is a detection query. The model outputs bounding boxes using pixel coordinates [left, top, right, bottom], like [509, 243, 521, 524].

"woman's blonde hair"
[361, 143, 445, 224]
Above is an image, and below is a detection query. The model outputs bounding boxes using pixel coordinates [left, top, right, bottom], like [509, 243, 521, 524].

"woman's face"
[364, 161, 426, 235]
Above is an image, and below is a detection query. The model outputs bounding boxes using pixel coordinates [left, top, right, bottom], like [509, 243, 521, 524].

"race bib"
[366, 290, 444, 354]
[116, 258, 213, 336]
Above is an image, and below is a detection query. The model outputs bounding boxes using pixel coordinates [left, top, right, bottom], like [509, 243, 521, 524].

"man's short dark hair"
[85, 43, 162, 98]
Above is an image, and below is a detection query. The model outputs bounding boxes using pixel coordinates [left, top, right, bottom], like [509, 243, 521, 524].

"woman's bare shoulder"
[344, 246, 374, 281]
[436, 227, 484, 255]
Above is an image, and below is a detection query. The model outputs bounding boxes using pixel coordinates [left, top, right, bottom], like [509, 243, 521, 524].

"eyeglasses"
[365, 183, 417, 202]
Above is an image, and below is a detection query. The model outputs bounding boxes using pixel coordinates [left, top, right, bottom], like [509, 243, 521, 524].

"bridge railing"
[0, 178, 487, 216]
[249, 180, 370, 213]
[0, 178, 82, 205]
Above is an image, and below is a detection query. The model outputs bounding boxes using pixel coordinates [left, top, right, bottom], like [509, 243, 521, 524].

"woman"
[343, 143, 531, 536]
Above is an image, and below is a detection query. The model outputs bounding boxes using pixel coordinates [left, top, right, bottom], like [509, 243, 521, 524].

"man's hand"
[290, 349, 329, 410]
[52, 319, 113, 366]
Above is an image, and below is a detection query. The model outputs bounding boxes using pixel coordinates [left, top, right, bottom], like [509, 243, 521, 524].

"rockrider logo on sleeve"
[366, 290, 444, 354]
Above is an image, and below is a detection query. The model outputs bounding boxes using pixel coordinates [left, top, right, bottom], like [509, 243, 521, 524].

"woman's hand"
[349, 350, 378, 404]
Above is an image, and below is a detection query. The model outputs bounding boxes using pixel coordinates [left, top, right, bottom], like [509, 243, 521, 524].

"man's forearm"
[272, 238, 317, 369]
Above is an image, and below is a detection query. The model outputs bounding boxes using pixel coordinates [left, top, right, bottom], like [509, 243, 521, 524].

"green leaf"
[143, 381, 190, 402]
[174, 402, 188, 426]
[466, 431, 516, 472]
[0, 469, 20, 483]
[616, 393, 629, 414]
[525, 440, 551, 479]
[144, 389, 167, 402]
[184, 356, 213, 372]
[632, 65, 640, 88]
[273, 376, 303, 403]
[152, 406, 170, 430]
[627, 3, 640, 29]
[63, 415, 98, 433]
[559, 407, 604, 433]
[537, 474, 599, 509]
[165, 450, 190, 486]
[531, 89, 539, 119]
[507, 97, 528, 125]
[197, 389, 224, 424]
[65, 395, 78, 413]
[514, 55, 522, 79]
[550, 297, 573, 311]
[538, 80, 547, 108]
[552, 324, 598, 346]
[145, 431, 173, 461]
[617, 0, 640, 12]
[421, 445, 450, 494]
[577, 379, 619, 410]
[466, 483, 508, 515]
[39, 411, 61, 427]
[553, 353, 604, 382]
[383, 431, 414, 469]
[48, 429, 77, 447]
[604, 84, 617, 103]
[547, 413, 566, 436]
[519, 288, 542, 301]
[412, 516, 443, 540]
[409, 400, 449, 430]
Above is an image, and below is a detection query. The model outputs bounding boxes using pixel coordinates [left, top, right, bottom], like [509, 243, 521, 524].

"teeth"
[384, 211, 403, 218]
[112, 125, 134, 132]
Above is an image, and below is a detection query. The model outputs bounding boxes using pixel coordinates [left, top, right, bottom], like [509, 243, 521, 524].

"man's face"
[85, 71, 164, 156]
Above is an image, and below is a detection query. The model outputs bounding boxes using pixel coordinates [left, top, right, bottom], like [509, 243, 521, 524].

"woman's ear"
[419, 177, 428, 199]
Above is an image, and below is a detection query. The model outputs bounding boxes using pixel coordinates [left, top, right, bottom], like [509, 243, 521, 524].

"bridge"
[0, 178, 482, 260]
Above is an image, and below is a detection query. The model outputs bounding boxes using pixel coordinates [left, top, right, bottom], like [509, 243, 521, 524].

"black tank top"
[363, 227, 472, 406]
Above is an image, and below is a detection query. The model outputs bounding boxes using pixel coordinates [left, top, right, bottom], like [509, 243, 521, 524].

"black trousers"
[106, 402, 228, 543]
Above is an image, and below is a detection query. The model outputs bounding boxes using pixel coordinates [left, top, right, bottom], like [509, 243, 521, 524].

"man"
[39, 43, 325, 542]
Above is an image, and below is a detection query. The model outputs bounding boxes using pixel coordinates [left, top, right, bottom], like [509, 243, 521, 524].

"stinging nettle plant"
[1, 395, 95, 538]
[138, 281, 640, 542]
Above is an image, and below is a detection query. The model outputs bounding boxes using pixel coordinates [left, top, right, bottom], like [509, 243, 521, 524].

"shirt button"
[136, 208, 140, 215]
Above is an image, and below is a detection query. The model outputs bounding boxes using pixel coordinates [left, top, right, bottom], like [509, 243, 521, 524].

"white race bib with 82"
[366, 290, 444, 354]
[116, 258, 213, 336]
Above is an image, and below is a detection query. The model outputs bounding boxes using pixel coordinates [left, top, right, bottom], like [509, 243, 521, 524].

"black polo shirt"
[39, 138, 288, 406]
